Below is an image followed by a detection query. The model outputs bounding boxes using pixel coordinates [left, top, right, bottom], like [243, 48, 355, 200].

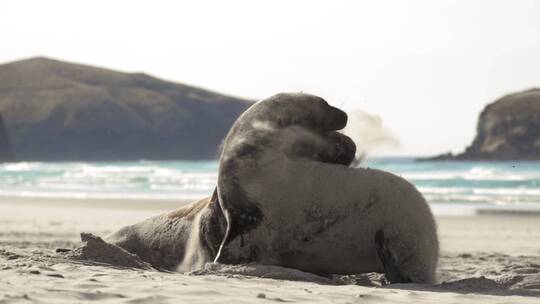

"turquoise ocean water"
[2, 158, 540, 215]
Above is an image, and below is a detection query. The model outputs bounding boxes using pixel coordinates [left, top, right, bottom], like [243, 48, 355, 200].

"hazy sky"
[2, 0, 540, 156]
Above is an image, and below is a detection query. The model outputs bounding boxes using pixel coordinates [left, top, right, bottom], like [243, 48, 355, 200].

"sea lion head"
[257, 93, 355, 166]
[319, 131, 357, 165]
[253, 92, 348, 132]
[223, 92, 355, 166]
[281, 127, 356, 166]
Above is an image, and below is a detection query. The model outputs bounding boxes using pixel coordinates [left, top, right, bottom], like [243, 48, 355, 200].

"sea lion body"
[105, 194, 225, 270]
[219, 154, 438, 282]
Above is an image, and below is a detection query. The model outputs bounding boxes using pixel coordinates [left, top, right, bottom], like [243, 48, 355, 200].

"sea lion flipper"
[374, 229, 412, 284]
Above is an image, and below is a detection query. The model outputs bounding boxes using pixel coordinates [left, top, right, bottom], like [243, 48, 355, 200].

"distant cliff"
[0, 57, 252, 161]
[427, 88, 540, 160]
[0, 113, 15, 162]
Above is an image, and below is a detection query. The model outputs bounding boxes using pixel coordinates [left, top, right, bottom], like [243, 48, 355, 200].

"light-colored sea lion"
[215, 92, 439, 283]
[104, 191, 223, 270]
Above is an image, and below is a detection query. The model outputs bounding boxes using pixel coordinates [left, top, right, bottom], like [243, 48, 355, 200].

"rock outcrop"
[428, 88, 540, 160]
[0, 113, 15, 162]
[0, 57, 252, 161]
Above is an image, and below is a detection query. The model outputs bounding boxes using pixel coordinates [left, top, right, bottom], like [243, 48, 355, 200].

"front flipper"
[374, 229, 413, 284]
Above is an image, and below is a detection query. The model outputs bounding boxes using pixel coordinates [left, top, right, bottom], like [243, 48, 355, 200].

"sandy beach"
[1, 197, 539, 303]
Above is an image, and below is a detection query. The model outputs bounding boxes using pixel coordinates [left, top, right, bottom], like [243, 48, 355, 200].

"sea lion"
[215, 92, 439, 283]
[104, 190, 224, 270]
[105, 93, 356, 271]
[101, 92, 437, 284]
[214, 92, 356, 261]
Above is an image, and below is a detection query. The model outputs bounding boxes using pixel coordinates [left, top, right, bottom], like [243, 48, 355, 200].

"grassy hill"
[0, 57, 252, 161]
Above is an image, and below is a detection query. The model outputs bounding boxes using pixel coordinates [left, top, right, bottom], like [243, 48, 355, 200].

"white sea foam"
[418, 187, 540, 196]
[1, 162, 56, 172]
[0, 161, 217, 201]
[0, 189, 202, 201]
[402, 169, 537, 181]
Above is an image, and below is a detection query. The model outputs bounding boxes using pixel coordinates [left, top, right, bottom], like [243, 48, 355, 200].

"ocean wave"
[419, 185, 540, 205]
[0, 161, 218, 201]
[418, 186, 540, 196]
[423, 193, 540, 204]
[0, 161, 99, 173]
[402, 171, 537, 181]
[395, 165, 540, 181]
[0, 190, 205, 201]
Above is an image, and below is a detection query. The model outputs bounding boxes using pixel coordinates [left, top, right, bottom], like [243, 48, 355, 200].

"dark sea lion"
[218, 158, 439, 283]
[214, 92, 356, 262]
[104, 190, 224, 270]
[215, 92, 438, 283]
[104, 93, 356, 271]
